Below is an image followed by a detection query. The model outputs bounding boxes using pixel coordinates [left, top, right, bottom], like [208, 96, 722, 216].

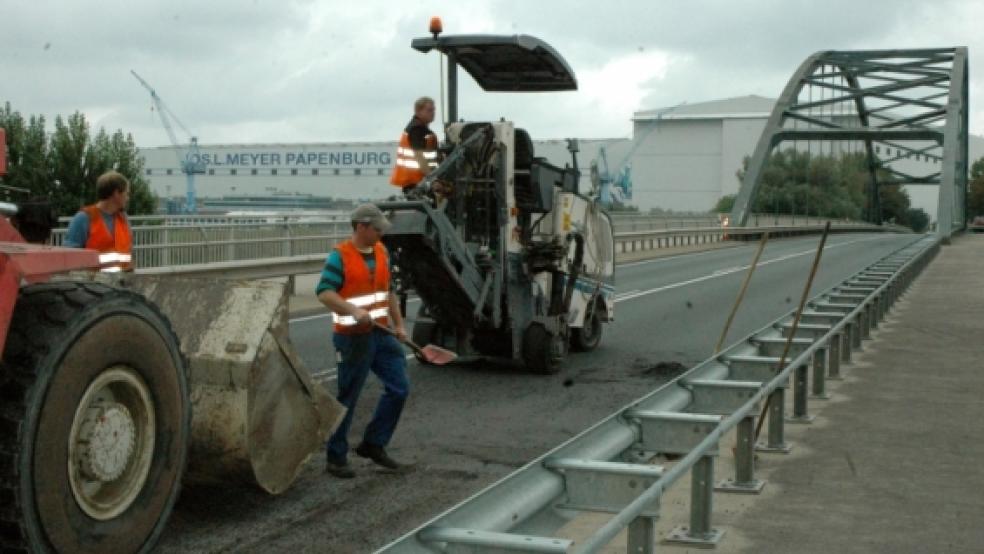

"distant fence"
[49, 213, 889, 271]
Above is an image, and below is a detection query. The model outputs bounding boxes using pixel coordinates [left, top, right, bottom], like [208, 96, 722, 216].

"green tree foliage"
[734, 148, 923, 230]
[712, 194, 736, 213]
[0, 102, 156, 216]
[968, 155, 984, 220]
[905, 208, 930, 233]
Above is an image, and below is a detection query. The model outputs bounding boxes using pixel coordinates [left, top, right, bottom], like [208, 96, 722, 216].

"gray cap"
[350, 203, 391, 232]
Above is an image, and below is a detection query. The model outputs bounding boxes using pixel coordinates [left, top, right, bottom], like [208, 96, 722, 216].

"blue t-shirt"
[63, 209, 126, 248]
[316, 247, 392, 295]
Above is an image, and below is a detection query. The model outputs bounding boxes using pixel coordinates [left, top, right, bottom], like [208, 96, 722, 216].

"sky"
[2, 0, 983, 148]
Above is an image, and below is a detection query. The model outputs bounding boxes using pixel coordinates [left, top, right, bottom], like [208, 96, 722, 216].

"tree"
[712, 194, 735, 213]
[968, 155, 984, 219]
[0, 102, 156, 216]
[905, 208, 930, 233]
[734, 148, 912, 223]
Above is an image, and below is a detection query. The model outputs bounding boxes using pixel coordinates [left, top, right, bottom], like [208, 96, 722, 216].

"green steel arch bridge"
[729, 47, 969, 239]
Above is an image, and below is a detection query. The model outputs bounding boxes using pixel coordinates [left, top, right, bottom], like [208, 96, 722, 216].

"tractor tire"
[0, 282, 191, 554]
[570, 305, 603, 352]
[522, 323, 564, 374]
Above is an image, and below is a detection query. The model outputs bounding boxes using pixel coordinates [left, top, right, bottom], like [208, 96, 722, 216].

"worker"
[317, 203, 411, 478]
[390, 96, 439, 193]
[63, 170, 133, 271]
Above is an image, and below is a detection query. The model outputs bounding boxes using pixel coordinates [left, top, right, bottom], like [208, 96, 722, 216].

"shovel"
[373, 321, 458, 365]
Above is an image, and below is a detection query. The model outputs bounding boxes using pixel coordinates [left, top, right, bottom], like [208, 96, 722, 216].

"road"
[156, 232, 921, 553]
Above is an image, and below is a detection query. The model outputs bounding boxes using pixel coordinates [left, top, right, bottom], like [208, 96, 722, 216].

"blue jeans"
[326, 328, 409, 464]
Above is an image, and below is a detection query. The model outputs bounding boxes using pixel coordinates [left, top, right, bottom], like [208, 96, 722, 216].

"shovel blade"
[420, 344, 458, 365]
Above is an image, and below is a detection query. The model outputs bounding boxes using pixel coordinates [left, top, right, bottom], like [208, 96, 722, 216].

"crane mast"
[131, 70, 205, 213]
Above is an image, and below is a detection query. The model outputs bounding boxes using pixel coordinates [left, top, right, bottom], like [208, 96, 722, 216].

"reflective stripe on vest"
[83, 205, 133, 271]
[98, 252, 134, 272]
[332, 240, 391, 335]
[390, 131, 438, 188]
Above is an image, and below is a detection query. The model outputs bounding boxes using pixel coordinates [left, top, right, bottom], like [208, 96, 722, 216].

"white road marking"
[613, 236, 886, 304]
[304, 234, 895, 382]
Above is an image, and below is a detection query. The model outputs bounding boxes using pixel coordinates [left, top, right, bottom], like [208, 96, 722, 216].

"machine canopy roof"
[411, 34, 578, 92]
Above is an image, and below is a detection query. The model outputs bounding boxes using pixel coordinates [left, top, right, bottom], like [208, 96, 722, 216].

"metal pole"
[666, 455, 724, 546]
[446, 52, 458, 125]
[828, 334, 842, 379]
[715, 232, 770, 353]
[757, 388, 792, 453]
[754, 222, 831, 443]
[626, 516, 656, 554]
[716, 416, 765, 494]
[842, 327, 853, 363]
[788, 363, 814, 423]
[811, 347, 830, 399]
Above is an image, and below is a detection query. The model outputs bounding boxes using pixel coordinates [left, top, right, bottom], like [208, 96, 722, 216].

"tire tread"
[0, 281, 185, 553]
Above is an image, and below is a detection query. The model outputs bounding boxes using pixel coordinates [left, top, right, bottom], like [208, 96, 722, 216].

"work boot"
[355, 442, 408, 471]
[324, 457, 356, 479]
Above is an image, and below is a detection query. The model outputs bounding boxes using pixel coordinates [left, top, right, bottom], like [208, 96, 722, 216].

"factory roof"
[633, 94, 776, 121]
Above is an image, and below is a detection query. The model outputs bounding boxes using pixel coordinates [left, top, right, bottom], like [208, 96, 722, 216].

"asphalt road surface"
[157, 232, 921, 553]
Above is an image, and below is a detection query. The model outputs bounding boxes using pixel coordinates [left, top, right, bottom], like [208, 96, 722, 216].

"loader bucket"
[121, 276, 344, 494]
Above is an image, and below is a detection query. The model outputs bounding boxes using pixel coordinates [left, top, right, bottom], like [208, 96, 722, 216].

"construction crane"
[590, 145, 633, 208]
[131, 70, 205, 213]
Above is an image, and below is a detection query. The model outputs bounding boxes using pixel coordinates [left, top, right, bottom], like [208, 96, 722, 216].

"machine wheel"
[0, 282, 191, 554]
[522, 323, 565, 374]
[571, 304, 603, 352]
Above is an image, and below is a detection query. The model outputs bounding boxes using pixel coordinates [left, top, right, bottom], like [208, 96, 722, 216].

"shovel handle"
[372, 321, 426, 355]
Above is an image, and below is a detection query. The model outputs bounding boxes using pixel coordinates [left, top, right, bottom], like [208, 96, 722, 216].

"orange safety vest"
[390, 128, 438, 188]
[83, 205, 133, 272]
[332, 240, 391, 335]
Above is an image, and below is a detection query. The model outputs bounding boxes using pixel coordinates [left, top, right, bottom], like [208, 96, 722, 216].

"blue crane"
[131, 70, 205, 213]
[591, 145, 633, 208]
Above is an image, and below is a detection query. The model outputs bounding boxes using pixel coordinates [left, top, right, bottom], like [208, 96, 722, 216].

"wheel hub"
[77, 401, 137, 482]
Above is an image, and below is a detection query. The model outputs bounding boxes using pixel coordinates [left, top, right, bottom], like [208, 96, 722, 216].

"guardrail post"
[828, 334, 842, 379]
[716, 416, 765, 494]
[627, 516, 657, 554]
[788, 363, 814, 424]
[666, 455, 724, 546]
[756, 389, 792, 453]
[811, 346, 830, 398]
[841, 327, 854, 363]
[855, 313, 867, 344]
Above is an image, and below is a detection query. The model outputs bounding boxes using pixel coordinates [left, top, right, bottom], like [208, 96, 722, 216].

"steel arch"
[730, 48, 968, 238]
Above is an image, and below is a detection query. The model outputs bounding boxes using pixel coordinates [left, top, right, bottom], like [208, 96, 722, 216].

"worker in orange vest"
[63, 171, 133, 272]
[317, 204, 411, 478]
[390, 96, 439, 194]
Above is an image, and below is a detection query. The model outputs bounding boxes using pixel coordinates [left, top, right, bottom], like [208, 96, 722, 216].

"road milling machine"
[380, 30, 616, 373]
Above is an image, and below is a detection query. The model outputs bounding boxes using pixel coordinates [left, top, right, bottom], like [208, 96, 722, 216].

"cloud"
[2, 0, 982, 149]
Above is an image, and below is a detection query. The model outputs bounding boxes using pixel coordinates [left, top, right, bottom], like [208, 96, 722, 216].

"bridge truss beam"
[730, 48, 968, 238]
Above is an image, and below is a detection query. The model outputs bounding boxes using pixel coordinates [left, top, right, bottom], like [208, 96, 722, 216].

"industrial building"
[138, 95, 984, 217]
[138, 138, 631, 212]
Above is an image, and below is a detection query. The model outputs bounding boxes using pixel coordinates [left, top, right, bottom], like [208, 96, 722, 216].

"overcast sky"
[3, 0, 982, 148]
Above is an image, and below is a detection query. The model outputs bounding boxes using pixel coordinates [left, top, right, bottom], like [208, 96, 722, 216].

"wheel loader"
[0, 154, 344, 551]
[381, 30, 616, 373]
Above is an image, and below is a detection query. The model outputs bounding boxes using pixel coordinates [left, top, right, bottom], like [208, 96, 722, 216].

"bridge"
[730, 48, 970, 238]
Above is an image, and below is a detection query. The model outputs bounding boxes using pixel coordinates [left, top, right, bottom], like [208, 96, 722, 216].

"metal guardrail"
[377, 234, 939, 553]
[614, 222, 902, 255]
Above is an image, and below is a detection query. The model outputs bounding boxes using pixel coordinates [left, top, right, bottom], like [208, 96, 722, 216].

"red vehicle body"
[0, 216, 104, 354]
